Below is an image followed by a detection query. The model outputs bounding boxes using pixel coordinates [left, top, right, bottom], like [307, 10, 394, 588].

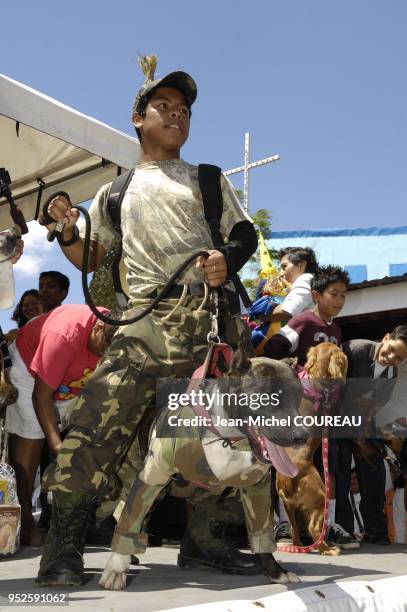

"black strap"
[106, 168, 134, 296]
[198, 164, 224, 246]
[34, 178, 46, 221]
[106, 168, 134, 234]
[198, 164, 252, 308]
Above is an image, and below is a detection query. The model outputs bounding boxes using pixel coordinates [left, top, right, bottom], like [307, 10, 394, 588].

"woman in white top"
[267, 246, 318, 322]
[266, 247, 319, 540]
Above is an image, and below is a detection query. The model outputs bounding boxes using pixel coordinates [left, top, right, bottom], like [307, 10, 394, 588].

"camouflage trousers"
[42, 295, 249, 499]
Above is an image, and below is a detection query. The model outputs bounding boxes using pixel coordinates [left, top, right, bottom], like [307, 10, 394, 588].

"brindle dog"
[100, 347, 307, 590]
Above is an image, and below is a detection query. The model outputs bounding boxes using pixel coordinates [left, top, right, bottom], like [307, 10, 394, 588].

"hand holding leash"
[196, 249, 227, 287]
[40, 192, 80, 242]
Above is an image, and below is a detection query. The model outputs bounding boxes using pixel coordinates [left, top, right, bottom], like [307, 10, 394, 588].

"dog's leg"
[100, 475, 169, 591]
[99, 553, 131, 591]
[240, 475, 301, 584]
[282, 501, 301, 546]
[276, 473, 301, 546]
[308, 509, 340, 556]
[257, 552, 301, 584]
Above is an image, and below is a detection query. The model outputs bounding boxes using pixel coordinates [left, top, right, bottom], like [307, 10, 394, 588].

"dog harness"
[187, 341, 298, 481]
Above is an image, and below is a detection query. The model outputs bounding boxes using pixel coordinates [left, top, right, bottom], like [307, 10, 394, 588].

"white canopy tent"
[0, 74, 140, 230]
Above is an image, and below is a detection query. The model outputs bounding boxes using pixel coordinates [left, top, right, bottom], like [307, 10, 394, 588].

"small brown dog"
[276, 342, 348, 555]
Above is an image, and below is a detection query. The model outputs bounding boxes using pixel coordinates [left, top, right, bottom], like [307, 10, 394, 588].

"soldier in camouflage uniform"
[36, 56, 258, 587]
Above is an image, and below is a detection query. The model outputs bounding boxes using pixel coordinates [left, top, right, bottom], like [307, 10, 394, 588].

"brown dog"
[276, 342, 348, 555]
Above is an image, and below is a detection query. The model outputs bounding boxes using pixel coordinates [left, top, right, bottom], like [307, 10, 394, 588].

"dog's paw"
[99, 570, 127, 591]
[257, 553, 301, 584]
[99, 552, 130, 591]
[321, 546, 340, 556]
[266, 569, 301, 584]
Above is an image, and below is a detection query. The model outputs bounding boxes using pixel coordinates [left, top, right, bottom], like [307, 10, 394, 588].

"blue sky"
[1, 1, 406, 328]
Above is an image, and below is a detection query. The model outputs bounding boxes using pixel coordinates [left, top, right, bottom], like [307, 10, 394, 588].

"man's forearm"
[32, 394, 61, 454]
[59, 227, 100, 272]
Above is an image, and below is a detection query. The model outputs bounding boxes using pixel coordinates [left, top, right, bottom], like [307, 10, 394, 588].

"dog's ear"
[281, 357, 298, 371]
[304, 346, 318, 376]
[229, 341, 252, 376]
[328, 350, 348, 379]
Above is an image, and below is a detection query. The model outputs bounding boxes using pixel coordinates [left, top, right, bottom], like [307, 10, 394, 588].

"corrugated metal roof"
[348, 273, 407, 291]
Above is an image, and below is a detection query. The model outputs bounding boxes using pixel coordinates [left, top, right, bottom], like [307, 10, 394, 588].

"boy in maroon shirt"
[263, 265, 348, 365]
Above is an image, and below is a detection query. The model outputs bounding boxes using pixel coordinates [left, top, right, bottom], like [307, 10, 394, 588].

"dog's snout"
[291, 425, 308, 445]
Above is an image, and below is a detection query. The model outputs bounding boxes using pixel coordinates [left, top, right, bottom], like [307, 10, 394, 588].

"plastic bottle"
[0, 260, 15, 309]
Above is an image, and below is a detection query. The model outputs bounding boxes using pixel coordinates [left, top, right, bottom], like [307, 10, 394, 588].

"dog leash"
[278, 375, 332, 554]
[187, 339, 241, 445]
[178, 306, 240, 490]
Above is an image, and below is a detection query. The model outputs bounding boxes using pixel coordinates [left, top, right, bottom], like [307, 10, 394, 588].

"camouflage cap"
[132, 55, 197, 117]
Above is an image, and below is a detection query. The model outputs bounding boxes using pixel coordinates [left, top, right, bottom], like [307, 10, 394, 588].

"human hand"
[278, 275, 291, 289]
[40, 194, 79, 231]
[50, 439, 62, 456]
[196, 250, 228, 287]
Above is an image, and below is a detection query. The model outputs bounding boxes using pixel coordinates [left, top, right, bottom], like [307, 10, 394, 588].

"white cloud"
[13, 220, 56, 278]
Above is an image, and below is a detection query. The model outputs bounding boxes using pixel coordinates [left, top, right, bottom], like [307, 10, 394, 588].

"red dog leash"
[277, 436, 330, 553]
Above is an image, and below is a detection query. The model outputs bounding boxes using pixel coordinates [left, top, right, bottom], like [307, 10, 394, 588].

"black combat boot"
[36, 491, 94, 586]
[178, 520, 262, 575]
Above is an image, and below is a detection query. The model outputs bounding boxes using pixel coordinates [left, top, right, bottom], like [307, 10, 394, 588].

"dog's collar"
[297, 368, 339, 412]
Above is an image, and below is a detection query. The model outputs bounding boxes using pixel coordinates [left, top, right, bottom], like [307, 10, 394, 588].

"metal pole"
[224, 134, 279, 212]
[224, 155, 280, 176]
[243, 132, 250, 213]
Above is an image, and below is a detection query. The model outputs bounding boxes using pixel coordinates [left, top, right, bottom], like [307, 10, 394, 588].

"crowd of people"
[248, 247, 407, 549]
[0, 56, 406, 589]
[1, 246, 406, 557]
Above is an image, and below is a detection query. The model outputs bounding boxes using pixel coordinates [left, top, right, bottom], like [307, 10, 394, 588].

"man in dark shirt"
[336, 326, 407, 545]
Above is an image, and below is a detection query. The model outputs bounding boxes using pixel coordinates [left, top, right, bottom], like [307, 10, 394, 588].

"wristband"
[56, 225, 79, 247]
[41, 205, 57, 226]
[41, 190, 72, 225]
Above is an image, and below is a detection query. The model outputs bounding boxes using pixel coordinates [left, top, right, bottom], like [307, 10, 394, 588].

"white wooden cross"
[224, 132, 279, 213]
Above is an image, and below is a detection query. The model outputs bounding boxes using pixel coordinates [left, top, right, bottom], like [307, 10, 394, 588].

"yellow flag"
[257, 231, 287, 297]
[258, 230, 278, 278]
[254, 231, 289, 356]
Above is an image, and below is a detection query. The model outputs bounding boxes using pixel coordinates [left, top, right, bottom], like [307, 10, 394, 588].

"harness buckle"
[207, 288, 221, 343]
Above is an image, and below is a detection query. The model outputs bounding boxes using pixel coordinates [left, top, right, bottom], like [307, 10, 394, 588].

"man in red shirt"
[5, 304, 112, 543]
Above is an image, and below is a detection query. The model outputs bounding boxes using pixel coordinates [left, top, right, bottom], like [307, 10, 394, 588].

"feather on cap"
[138, 54, 157, 83]
[132, 54, 197, 117]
